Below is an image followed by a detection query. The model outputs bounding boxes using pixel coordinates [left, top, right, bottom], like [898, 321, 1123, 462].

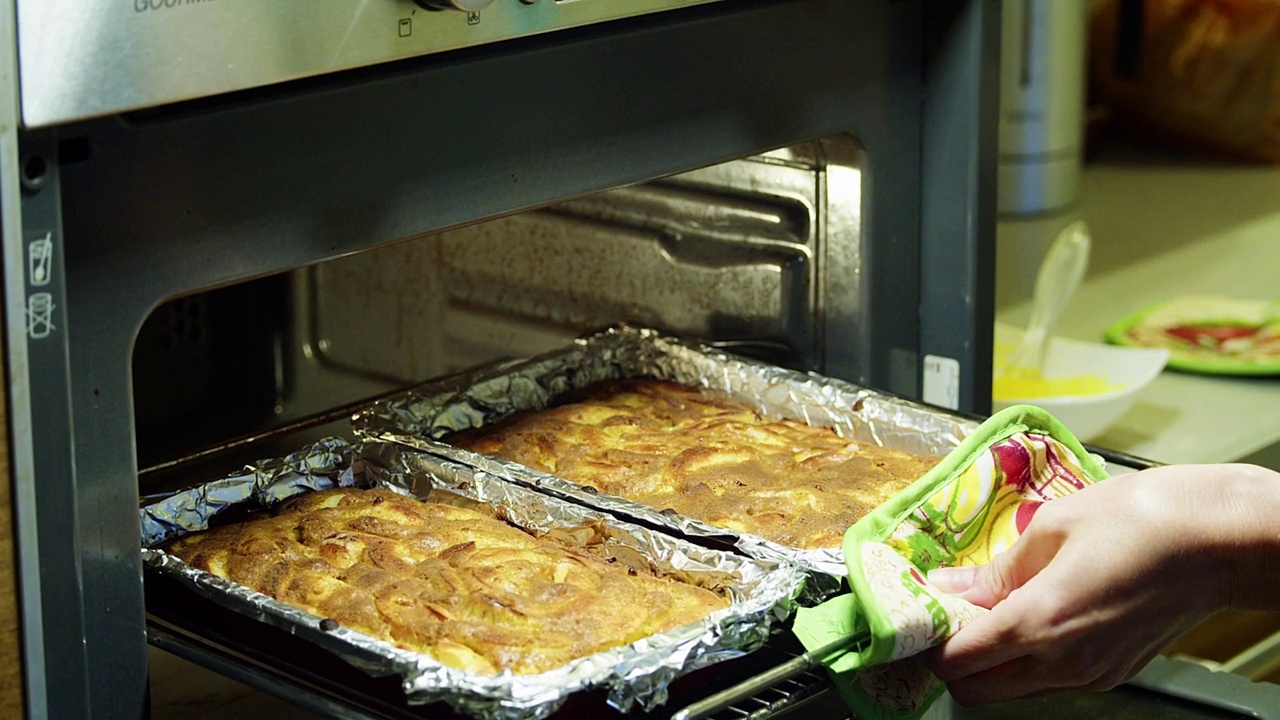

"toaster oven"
[2, 1, 1012, 717]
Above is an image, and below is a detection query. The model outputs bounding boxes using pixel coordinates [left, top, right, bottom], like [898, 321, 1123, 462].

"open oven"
[13, 1, 1264, 718]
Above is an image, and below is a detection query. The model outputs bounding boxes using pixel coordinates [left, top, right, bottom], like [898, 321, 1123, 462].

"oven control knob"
[414, 0, 495, 10]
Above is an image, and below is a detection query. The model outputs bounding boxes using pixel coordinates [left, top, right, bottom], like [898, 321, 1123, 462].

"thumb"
[927, 531, 1055, 609]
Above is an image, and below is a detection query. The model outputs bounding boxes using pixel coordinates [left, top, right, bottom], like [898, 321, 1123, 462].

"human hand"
[924, 463, 1280, 706]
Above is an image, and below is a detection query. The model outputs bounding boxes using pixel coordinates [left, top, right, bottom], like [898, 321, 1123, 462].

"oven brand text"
[134, 0, 217, 12]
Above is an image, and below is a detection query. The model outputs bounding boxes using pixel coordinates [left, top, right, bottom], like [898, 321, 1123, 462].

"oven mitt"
[790, 405, 1109, 720]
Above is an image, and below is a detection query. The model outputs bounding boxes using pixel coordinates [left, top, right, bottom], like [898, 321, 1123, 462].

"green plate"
[1105, 296, 1280, 376]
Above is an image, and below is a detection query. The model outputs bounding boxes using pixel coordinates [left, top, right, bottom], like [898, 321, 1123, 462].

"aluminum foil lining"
[351, 324, 982, 596]
[140, 437, 806, 720]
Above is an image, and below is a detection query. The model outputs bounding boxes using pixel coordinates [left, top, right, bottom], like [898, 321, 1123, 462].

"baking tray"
[352, 325, 977, 598]
[140, 437, 806, 720]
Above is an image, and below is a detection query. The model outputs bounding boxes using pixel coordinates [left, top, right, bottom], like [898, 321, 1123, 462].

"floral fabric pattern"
[846, 432, 1094, 715]
[860, 543, 983, 663]
[792, 411, 1105, 720]
[888, 432, 1091, 571]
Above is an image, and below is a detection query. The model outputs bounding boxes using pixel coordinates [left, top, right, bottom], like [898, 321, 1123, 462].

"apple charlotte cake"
[448, 379, 940, 549]
[166, 486, 727, 675]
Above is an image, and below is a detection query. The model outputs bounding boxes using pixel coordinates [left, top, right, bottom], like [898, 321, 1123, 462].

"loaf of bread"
[166, 487, 728, 674]
[448, 379, 939, 550]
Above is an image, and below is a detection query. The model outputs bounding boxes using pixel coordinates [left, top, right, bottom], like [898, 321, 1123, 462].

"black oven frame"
[2, 0, 1000, 716]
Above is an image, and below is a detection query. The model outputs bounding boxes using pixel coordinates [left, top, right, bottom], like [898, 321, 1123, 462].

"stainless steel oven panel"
[17, 0, 727, 128]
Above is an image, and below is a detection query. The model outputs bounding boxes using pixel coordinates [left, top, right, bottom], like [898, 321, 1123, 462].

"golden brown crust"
[167, 487, 727, 675]
[448, 379, 940, 550]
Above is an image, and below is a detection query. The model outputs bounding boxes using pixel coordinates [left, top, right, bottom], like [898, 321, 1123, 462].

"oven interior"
[132, 140, 863, 474]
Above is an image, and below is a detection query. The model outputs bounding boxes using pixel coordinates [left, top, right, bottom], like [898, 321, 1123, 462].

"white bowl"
[992, 322, 1170, 442]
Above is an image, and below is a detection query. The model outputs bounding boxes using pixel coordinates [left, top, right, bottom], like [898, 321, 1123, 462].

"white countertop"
[996, 142, 1280, 466]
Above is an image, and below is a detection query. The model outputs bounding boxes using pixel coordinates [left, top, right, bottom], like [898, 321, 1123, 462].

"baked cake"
[167, 487, 728, 675]
[448, 379, 940, 549]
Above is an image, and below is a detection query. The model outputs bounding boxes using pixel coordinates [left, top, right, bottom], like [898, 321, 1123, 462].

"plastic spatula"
[1001, 220, 1092, 378]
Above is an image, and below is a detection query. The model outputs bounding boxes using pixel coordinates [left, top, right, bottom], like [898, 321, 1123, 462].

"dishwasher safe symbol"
[28, 233, 52, 287]
[26, 292, 55, 339]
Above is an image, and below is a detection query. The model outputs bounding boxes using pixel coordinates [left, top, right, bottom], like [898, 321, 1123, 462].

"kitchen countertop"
[996, 141, 1280, 467]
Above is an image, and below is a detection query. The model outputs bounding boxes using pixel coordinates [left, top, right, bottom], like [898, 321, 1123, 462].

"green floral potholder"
[791, 405, 1109, 720]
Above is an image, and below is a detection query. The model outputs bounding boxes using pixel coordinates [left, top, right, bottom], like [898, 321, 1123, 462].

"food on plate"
[1140, 322, 1280, 359]
[448, 379, 941, 550]
[167, 487, 728, 674]
[1108, 295, 1280, 372]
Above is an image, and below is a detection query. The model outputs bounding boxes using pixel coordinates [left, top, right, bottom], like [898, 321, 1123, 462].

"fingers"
[930, 548, 1019, 608]
[929, 507, 1067, 609]
[925, 584, 1044, 681]
[924, 511, 1071, 682]
[939, 654, 1067, 707]
[1117, 646, 1164, 688]
[937, 636, 1166, 707]
[928, 566, 1174, 706]
[917, 467, 1267, 707]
